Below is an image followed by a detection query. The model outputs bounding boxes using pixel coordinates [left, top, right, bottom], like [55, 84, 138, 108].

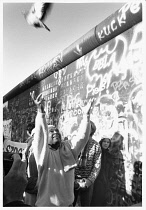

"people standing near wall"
[73, 121, 101, 206]
[24, 123, 38, 206]
[90, 137, 111, 206]
[131, 161, 142, 205]
[107, 132, 126, 206]
[30, 91, 94, 207]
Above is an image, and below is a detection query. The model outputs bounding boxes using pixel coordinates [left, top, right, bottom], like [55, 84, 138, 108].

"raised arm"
[70, 100, 94, 160]
[30, 91, 48, 168]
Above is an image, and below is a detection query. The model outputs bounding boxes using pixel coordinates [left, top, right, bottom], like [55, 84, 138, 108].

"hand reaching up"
[80, 99, 95, 117]
[3, 154, 28, 205]
[30, 91, 45, 113]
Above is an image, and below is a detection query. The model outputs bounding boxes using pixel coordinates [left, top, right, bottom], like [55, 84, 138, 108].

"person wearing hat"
[73, 120, 101, 206]
[29, 91, 94, 207]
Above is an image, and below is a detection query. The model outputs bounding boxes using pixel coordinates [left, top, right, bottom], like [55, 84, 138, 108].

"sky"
[2, 1, 126, 97]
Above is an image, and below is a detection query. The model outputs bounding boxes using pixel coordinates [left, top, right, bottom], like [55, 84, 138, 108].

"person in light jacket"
[30, 91, 94, 207]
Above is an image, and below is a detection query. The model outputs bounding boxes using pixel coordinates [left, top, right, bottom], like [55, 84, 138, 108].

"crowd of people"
[3, 91, 142, 207]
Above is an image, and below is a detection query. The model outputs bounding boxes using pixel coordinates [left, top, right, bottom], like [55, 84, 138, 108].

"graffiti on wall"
[97, 2, 142, 41]
[3, 140, 27, 153]
[3, 22, 143, 206]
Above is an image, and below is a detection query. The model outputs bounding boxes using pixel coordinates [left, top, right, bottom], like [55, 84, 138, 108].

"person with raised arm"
[30, 91, 94, 206]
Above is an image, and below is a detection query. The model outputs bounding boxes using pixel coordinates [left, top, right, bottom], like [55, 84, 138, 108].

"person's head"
[26, 123, 35, 136]
[111, 132, 124, 151]
[48, 125, 62, 150]
[90, 121, 96, 137]
[134, 161, 142, 174]
[26, 123, 35, 143]
[100, 138, 111, 150]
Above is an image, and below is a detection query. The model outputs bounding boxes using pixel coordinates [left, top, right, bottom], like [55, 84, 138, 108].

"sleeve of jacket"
[87, 143, 102, 184]
[69, 114, 91, 161]
[33, 112, 48, 169]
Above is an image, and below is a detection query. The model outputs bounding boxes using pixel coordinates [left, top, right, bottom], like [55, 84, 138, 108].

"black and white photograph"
[2, 0, 145, 208]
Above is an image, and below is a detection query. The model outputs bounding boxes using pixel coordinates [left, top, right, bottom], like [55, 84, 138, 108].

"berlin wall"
[3, 2, 143, 206]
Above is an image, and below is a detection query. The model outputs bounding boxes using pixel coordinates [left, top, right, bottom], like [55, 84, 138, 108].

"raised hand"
[30, 91, 45, 112]
[80, 99, 95, 116]
[3, 154, 28, 205]
[30, 91, 44, 105]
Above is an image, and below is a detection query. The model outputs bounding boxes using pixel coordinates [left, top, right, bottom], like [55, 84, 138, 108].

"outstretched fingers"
[30, 91, 44, 105]
[30, 91, 35, 101]
[36, 93, 41, 101]
[80, 98, 95, 115]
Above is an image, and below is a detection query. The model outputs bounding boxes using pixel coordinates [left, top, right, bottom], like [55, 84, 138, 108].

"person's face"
[111, 133, 123, 150]
[111, 133, 121, 142]
[48, 127, 61, 145]
[102, 138, 110, 149]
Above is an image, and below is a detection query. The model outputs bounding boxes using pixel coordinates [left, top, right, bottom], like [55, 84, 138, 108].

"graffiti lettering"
[68, 108, 82, 117]
[118, 2, 141, 28]
[98, 2, 141, 41]
[52, 53, 63, 69]
[86, 71, 113, 98]
[119, 2, 141, 16]
[86, 24, 142, 100]
[76, 56, 86, 69]
[111, 80, 130, 91]
[5, 145, 24, 153]
[42, 80, 58, 91]
[38, 53, 63, 77]
[111, 19, 118, 31]
[66, 93, 82, 110]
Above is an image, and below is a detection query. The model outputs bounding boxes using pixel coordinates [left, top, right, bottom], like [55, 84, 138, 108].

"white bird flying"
[22, 2, 53, 32]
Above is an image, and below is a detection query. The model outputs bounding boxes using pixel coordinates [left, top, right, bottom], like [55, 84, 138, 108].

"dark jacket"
[90, 148, 112, 206]
[4, 200, 31, 207]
